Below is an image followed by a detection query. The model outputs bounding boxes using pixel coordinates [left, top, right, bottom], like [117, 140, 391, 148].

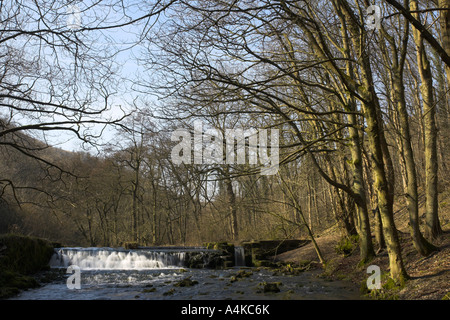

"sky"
[12, 1, 164, 153]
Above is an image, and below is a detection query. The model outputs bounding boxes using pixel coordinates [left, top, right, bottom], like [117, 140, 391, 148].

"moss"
[257, 281, 282, 293]
[335, 235, 359, 257]
[0, 234, 54, 274]
[0, 286, 20, 299]
[174, 276, 198, 287]
[271, 261, 312, 276]
[230, 269, 253, 282]
[0, 233, 55, 298]
[203, 241, 234, 252]
[442, 292, 450, 300]
[163, 288, 175, 296]
[123, 242, 139, 249]
[253, 260, 273, 268]
[362, 272, 406, 300]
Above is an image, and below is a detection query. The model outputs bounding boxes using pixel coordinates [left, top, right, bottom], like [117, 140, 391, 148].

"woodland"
[0, 0, 449, 285]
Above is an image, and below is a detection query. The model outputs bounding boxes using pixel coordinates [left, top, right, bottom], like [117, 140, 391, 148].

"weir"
[234, 246, 246, 267]
[49, 247, 206, 270]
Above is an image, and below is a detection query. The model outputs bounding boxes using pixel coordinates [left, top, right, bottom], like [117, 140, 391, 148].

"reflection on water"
[11, 268, 361, 300]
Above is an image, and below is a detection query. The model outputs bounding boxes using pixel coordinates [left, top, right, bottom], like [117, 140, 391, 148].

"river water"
[10, 247, 362, 300]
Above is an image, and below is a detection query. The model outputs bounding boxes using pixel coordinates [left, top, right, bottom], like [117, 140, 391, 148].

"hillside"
[275, 190, 450, 300]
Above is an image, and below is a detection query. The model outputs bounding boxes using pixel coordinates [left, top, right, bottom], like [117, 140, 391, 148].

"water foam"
[49, 248, 186, 270]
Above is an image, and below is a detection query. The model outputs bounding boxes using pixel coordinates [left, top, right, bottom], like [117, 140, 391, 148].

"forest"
[0, 0, 449, 286]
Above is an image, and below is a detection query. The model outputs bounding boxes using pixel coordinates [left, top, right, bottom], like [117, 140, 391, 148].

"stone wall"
[242, 239, 310, 267]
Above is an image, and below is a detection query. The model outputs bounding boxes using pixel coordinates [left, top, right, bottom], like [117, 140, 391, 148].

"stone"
[174, 276, 199, 287]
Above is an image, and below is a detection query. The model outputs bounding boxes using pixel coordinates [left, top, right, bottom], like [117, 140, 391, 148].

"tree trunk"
[440, 0, 450, 85]
[411, 0, 443, 240]
[132, 174, 139, 243]
[347, 109, 375, 263]
[341, 0, 408, 280]
[365, 148, 386, 252]
[373, 204, 386, 253]
[224, 168, 238, 241]
[379, 16, 438, 255]
[364, 97, 408, 282]
[152, 188, 157, 244]
[337, 2, 375, 263]
[392, 70, 438, 255]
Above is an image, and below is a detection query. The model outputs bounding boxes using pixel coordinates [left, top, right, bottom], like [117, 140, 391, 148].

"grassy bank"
[0, 234, 56, 299]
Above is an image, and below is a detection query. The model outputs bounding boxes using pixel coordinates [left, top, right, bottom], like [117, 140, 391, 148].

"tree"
[0, 0, 171, 207]
[409, 0, 443, 240]
[377, 0, 437, 255]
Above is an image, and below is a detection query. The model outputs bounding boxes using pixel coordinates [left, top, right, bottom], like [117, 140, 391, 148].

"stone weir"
[49, 240, 310, 270]
[241, 239, 311, 267]
[49, 246, 236, 270]
[204, 240, 311, 268]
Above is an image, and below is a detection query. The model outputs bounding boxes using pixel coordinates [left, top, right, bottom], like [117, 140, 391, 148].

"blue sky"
[18, 1, 164, 153]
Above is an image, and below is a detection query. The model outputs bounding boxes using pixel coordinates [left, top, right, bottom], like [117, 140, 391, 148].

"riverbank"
[275, 227, 450, 300]
[0, 234, 56, 299]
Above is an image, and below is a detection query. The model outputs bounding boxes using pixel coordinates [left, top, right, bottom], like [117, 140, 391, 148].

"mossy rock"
[0, 286, 20, 299]
[361, 272, 405, 300]
[185, 250, 227, 269]
[204, 242, 234, 254]
[258, 281, 281, 293]
[272, 262, 311, 275]
[335, 235, 359, 257]
[163, 288, 175, 296]
[0, 270, 41, 298]
[0, 234, 55, 298]
[0, 234, 55, 274]
[123, 242, 140, 249]
[230, 270, 253, 282]
[174, 276, 198, 287]
[253, 260, 279, 268]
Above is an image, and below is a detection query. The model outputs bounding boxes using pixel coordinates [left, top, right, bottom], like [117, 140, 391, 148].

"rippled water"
[11, 268, 362, 300]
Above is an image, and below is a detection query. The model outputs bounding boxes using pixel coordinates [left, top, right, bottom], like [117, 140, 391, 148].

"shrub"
[335, 235, 359, 257]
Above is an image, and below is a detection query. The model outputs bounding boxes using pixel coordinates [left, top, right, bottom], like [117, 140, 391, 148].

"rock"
[230, 269, 253, 283]
[174, 276, 199, 287]
[123, 242, 140, 249]
[185, 250, 227, 269]
[253, 260, 279, 268]
[272, 262, 311, 275]
[163, 288, 175, 296]
[0, 234, 54, 299]
[203, 242, 235, 268]
[258, 281, 282, 293]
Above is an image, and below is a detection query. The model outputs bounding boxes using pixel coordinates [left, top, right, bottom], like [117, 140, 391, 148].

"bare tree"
[0, 0, 172, 204]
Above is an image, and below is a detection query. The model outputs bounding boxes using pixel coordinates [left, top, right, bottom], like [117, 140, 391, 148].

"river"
[10, 247, 361, 300]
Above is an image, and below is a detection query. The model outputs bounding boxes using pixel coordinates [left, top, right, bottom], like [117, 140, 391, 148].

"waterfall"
[234, 246, 246, 267]
[49, 247, 186, 270]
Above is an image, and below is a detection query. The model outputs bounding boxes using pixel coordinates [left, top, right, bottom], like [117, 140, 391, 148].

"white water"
[234, 246, 246, 267]
[49, 248, 186, 270]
